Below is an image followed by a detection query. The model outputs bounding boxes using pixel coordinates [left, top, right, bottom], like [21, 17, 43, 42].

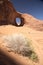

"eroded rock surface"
[0, 0, 43, 31]
[0, 0, 24, 26]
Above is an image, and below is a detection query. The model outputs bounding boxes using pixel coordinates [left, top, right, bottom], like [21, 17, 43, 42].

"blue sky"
[11, 0, 43, 20]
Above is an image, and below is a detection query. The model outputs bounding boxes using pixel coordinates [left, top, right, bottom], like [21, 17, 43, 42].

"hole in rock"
[16, 18, 21, 26]
[15, 17, 24, 27]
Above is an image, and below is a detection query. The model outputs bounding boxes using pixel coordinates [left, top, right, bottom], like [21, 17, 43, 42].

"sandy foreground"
[0, 14, 43, 65]
[0, 0, 43, 64]
[0, 25, 43, 65]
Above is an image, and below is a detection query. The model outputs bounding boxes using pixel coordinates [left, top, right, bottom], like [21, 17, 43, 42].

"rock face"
[0, 0, 43, 31]
[0, 0, 24, 26]
[21, 14, 43, 31]
[0, 1, 43, 65]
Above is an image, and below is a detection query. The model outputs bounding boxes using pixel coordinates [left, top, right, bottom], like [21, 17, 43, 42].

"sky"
[11, 0, 43, 20]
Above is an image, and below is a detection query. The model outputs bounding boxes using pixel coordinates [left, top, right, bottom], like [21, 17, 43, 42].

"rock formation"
[0, 1, 43, 65]
[0, 0, 24, 26]
[0, 0, 43, 30]
[21, 14, 43, 31]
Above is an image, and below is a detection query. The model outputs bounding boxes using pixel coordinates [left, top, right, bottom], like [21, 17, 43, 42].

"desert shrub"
[2, 34, 38, 62]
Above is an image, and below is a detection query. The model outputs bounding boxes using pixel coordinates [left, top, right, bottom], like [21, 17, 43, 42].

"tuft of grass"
[2, 34, 39, 62]
[30, 52, 39, 62]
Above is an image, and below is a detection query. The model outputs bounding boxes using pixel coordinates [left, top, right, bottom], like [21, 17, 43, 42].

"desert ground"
[0, 14, 43, 65]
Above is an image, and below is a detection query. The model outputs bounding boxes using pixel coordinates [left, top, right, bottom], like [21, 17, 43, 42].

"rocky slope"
[21, 14, 43, 31]
[0, 24, 43, 65]
[0, 0, 43, 65]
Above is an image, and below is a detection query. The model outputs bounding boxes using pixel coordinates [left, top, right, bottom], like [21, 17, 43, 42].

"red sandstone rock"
[0, 0, 24, 26]
[0, 0, 43, 31]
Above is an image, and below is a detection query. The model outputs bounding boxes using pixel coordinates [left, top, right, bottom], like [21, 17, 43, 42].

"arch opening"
[16, 18, 21, 26]
[15, 17, 24, 27]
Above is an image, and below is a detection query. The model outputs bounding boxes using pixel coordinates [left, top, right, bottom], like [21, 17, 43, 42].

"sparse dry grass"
[2, 34, 38, 62]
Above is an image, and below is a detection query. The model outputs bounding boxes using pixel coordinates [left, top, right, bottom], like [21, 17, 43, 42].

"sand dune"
[0, 1, 43, 65]
[0, 22, 43, 65]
